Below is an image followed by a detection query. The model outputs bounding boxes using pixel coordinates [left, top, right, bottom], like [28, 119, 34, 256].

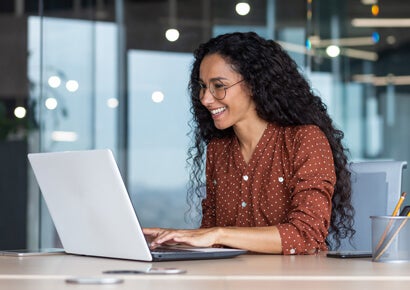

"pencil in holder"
[371, 215, 410, 263]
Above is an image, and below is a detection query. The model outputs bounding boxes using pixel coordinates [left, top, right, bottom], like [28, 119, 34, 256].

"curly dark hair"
[186, 31, 355, 250]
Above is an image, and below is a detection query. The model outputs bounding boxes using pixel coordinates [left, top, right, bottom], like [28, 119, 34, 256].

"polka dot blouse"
[201, 123, 336, 255]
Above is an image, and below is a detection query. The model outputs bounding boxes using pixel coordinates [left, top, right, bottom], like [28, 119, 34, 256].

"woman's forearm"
[215, 226, 282, 254]
[144, 226, 283, 253]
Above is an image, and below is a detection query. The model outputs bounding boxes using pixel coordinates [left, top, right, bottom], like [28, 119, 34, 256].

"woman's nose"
[200, 87, 215, 105]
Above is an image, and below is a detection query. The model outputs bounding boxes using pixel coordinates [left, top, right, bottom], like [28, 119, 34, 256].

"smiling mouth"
[210, 107, 227, 115]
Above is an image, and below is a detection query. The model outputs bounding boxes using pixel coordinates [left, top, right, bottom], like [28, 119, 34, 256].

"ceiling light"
[386, 35, 396, 45]
[326, 45, 340, 57]
[342, 48, 378, 61]
[310, 36, 376, 47]
[45, 97, 58, 110]
[276, 41, 314, 56]
[48, 76, 61, 88]
[235, 2, 251, 16]
[361, 0, 378, 4]
[371, 5, 379, 16]
[107, 98, 119, 108]
[277, 41, 376, 61]
[165, 28, 179, 42]
[305, 39, 312, 50]
[151, 91, 164, 103]
[352, 18, 410, 27]
[372, 32, 380, 43]
[66, 80, 79, 92]
[353, 74, 410, 86]
[14, 106, 26, 118]
[51, 131, 78, 142]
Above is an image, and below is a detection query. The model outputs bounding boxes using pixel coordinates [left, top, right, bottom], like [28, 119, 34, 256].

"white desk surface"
[0, 253, 409, 289]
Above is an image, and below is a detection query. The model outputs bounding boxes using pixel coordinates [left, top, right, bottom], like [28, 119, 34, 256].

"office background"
[0, 0, 409, 250]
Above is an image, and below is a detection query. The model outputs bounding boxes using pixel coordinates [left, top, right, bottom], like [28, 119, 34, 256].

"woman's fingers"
[145, 228, 218, 248]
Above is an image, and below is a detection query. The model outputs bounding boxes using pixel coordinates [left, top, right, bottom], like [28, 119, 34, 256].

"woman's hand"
[143, 227, 221, 249]
[144, 226, 282, 253]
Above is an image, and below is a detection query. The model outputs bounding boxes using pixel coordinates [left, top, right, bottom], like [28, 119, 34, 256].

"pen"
[399, 205, 410, 216]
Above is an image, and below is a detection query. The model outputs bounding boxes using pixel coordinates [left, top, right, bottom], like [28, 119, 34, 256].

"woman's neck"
[233, 118, 269, 163]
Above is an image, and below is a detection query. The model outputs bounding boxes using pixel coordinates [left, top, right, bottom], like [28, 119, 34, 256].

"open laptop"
[27, 149, 246, 262]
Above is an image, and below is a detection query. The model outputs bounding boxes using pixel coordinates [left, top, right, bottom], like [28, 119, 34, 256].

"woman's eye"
[213, 82, 225, 89]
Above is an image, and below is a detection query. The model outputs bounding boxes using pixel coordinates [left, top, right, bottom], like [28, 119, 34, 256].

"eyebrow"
[198, 77, 229, 82]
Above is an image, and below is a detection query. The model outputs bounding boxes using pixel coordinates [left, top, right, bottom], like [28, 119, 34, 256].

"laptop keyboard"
[152, 246, 193, 253]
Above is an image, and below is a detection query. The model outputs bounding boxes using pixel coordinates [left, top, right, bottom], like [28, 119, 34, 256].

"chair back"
[336, 160, 407, 251]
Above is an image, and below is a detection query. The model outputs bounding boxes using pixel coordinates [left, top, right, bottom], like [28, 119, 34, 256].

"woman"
[143, 32, 354, 254]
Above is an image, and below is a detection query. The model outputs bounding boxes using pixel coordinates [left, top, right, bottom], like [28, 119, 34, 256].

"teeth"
[210, 107, 226, 115]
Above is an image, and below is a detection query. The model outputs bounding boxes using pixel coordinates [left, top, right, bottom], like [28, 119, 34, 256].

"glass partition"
[308, 0, 410, 199]
[0, 0, 409, 250]
[28, 16, 120, 247]
[128, 50, 193, 228]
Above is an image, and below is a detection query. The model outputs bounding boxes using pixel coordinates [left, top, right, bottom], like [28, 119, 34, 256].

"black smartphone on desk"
[326, 251, 372, 258]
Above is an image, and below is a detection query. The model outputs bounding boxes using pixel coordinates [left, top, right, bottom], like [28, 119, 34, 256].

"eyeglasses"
[198, 79, 244, 100]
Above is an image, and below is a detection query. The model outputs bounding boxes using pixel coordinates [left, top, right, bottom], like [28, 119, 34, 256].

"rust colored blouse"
[200, 123, 336, 255]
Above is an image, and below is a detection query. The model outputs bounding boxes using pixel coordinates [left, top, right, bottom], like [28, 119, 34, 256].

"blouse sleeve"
[276, 125, 336, 255]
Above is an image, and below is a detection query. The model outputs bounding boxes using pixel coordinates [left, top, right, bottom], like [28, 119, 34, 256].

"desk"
[0, 253, 409, 289]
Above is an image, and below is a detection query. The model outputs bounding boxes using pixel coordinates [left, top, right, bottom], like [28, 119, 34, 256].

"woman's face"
[198, 53, 257, 130]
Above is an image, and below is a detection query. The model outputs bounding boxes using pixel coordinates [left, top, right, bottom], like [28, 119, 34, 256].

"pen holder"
[371, 216, 410, 263]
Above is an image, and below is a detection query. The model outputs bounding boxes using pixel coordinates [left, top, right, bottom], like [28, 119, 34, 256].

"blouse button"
[278, 177, 284, 183]
[243, 175, 249, 181]
[241, 201, 247, 208]
[289, 248, 296, 255]
[213, 179, 217, 185]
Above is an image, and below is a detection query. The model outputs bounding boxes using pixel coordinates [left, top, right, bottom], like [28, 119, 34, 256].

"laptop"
[27, 149, 246, 262]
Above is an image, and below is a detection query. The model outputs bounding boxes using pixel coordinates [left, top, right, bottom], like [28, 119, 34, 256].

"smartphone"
[326, 251, 372, 258]
[0, 248, 65, 257]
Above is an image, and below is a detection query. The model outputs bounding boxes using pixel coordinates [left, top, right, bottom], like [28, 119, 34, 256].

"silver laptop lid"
[28, 149, 153, 261]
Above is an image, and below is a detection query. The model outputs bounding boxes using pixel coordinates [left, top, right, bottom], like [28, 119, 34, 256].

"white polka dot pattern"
[200, 123, 336, 255]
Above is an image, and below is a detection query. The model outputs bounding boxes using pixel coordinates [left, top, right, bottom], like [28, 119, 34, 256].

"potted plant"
[0, 100, 37, 250]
